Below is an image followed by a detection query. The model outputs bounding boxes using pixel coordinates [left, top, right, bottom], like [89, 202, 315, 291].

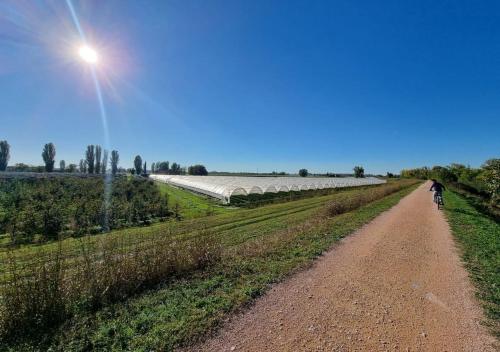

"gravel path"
[187, 182, 496, 351]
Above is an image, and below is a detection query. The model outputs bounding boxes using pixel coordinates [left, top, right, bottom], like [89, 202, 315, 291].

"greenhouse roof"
[150, 175, 386, 203]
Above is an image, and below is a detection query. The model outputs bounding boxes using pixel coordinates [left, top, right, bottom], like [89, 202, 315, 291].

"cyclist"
[429, 179, 446, 203]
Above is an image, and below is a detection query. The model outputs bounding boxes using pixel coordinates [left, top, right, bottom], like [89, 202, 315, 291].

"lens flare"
[67, 0, 111, 230]
[78, 45, 98, 64]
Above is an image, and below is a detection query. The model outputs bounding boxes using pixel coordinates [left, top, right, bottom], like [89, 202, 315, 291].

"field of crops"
[0, 176, 170, 244]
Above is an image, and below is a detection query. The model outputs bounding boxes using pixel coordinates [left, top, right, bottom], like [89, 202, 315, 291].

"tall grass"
[0, 229, 220, 342]
[0, 179, 418, 343]
[322, 179, 415, 217]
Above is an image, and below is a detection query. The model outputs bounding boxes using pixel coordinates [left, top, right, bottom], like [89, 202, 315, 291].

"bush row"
[0, 176, 170, 244]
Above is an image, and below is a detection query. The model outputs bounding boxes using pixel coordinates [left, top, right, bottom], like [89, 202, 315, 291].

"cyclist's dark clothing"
[429, 182, 445, 193]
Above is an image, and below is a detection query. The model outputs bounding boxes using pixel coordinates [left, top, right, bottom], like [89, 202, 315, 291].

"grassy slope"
[36, 183, 420, 351]
[444, 190, 500, 337]
[156, 182, 231, 219]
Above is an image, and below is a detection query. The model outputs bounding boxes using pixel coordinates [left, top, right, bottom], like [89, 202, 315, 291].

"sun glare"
[78, 45, 98, 64]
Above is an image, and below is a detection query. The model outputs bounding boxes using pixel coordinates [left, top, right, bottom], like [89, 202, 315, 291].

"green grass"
[444, 190, 500, 337]
[9, 182, 419, 351]
[156, 182, 232, 219]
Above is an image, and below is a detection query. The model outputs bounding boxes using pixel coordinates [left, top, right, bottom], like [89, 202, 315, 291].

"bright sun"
[78, 45, 98, 64]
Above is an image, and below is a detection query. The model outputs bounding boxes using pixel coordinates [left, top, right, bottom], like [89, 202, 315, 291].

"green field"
[0, 179, 420, 351]
[445, 190, 500, 337]
[156, 182, 232, 219]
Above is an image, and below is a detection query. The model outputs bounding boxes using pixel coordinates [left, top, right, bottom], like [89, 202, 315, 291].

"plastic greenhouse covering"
[150, 175, 386, 204]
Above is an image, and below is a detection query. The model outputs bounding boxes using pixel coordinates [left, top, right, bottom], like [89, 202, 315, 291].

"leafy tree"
[430, 166, 457, 183]
[143, 161, 147, 175]
[353, 166, 365, 178]
[95, 145, 102, 174]
[151, 162, 156, 174]
[110, 150, 119, 175]
[42, 143, 56, 172]
[85, 145, 95, 174]
[59, 160, 66, 172]
[0, 140, 10, 171]
[386, 172, 394, 178]
[134, 155, 142, 175]
[448, 163, 466, 178]
[188, 164, 208, 176]
[400, 167, 430, 179]
[157, 161, 169, 174]
[101, 149, 108, 174]
[479, 158, 500, 204]
[170, 162, 182, 175]
[298, 168, 308, 177]
[68, 164, 77, 173]
[79, 159, 87, 173]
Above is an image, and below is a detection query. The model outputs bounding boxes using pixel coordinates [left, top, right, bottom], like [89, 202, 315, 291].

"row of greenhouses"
[150, 175, 386, 204]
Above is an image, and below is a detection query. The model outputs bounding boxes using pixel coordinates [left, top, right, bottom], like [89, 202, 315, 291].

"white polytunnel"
[150, 175, 386, 204]
[278, 185, 289, 192]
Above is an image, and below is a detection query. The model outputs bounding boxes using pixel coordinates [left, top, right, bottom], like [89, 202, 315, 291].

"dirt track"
[187, 182, 496, 351]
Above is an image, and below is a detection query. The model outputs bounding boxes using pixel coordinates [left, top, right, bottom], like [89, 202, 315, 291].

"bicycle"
[433, 191, 444, 210]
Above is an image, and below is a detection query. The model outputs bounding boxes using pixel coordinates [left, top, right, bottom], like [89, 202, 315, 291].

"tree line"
[298, 166, 365, 178]
[150, 162, 208, 176]
[0, 140, 121, 175]
[2, 139, 369, 179]
[0, 140, 210, 177]
[401, 158, 500, 206]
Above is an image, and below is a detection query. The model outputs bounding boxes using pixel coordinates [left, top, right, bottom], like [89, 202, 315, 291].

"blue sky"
[1, 0, 499, 174]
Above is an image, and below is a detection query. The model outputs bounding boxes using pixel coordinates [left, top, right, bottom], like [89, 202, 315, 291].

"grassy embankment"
[156, 182, 232, 219]
[0, 179, 420, 351]
[444, 190, 500, 337]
